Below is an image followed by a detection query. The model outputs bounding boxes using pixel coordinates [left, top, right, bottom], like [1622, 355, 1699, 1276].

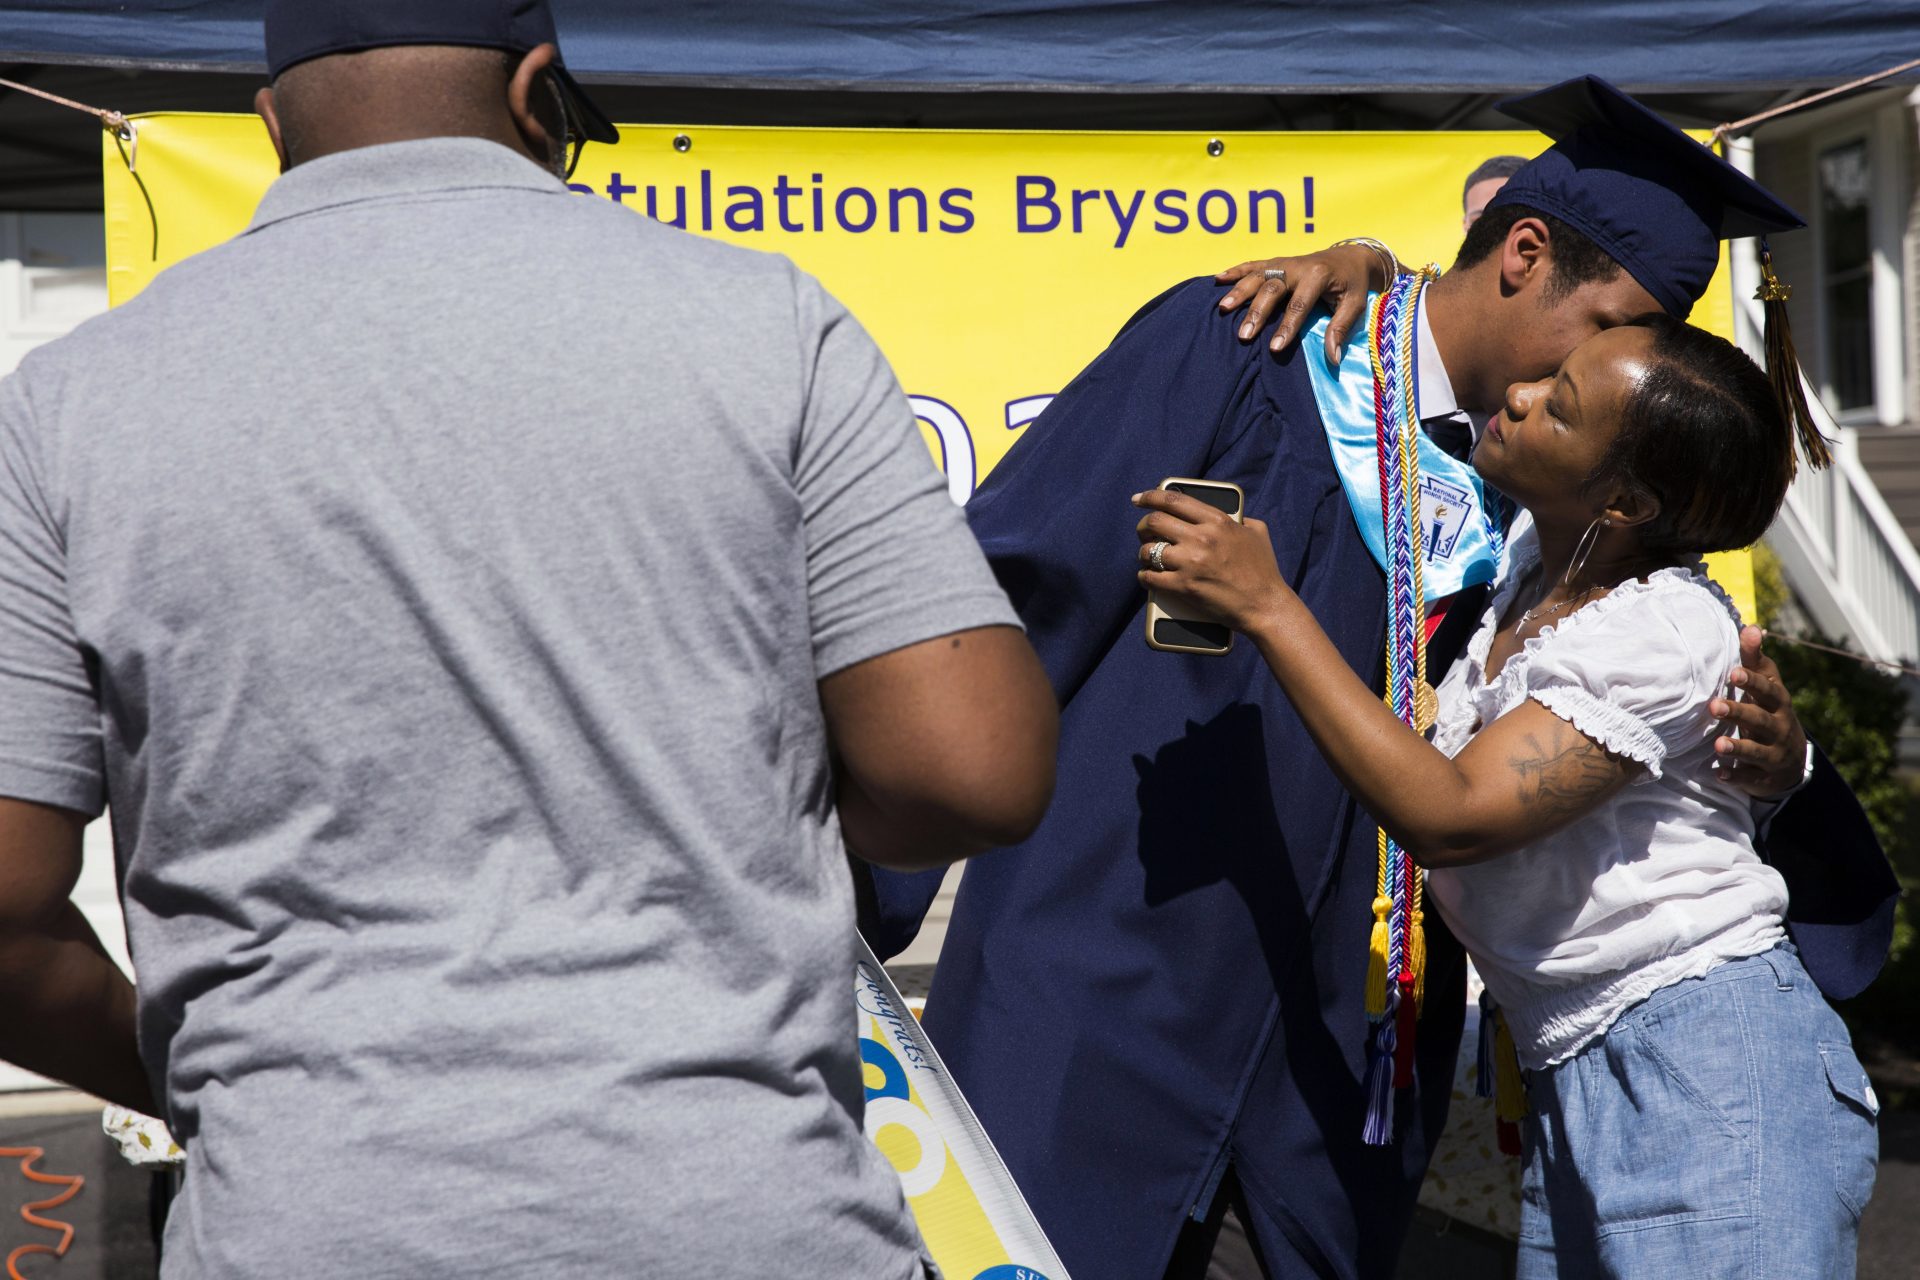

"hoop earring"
[1563, 516, 1609, 588]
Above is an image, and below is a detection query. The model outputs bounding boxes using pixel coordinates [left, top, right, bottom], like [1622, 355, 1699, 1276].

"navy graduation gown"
[874, 277, 1465, 1279]
[1758, 744, 1899, 999]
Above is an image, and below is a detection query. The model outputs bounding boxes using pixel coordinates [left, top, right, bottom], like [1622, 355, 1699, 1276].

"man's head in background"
[1462, 154, 1528, 232]
[253, 0, 617, 177]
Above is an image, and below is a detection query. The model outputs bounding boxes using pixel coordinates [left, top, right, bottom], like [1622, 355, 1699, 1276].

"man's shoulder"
[13, 231, 264, 386]
[33, 195, 811, 372]
[1119, 275, 1309, 358]
[547, 195, 802, 283]
[1103, 275, 1318, 399]
[6, 290, 152, 400]
[1115, 275, 1239, 338]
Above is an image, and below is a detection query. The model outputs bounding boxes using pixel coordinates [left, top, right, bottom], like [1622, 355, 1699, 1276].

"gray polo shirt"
[0, 138, 1016, 1277]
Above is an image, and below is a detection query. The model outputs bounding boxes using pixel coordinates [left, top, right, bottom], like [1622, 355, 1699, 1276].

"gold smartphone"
[1143, 477, 1246, 656]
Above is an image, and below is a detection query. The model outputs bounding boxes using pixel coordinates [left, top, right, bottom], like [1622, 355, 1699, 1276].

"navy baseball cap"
[264, 0, 618, 144]
[1490, 76, 1803, 319]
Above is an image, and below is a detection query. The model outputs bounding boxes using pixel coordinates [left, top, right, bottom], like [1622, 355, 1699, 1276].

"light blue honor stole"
[1300, 297, 1501, 600]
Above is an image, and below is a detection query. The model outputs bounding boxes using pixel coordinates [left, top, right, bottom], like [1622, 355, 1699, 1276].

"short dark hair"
[1586, 315, 1792, 555]
[1451, 202, 1624, 302]
[1462, 155, 1527, 210]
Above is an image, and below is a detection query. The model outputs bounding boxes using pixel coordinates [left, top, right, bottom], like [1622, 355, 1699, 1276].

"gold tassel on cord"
[1492, 1011, 1528, 1123]
[1756, 239, 1833, 476]
[1408, 907, 1426, 1011]
[1366, 894, 1392, 1018]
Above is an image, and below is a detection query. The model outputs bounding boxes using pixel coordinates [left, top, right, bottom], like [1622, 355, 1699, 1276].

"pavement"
[0, 1093, 159, 1280]
[6, 1098, 1914, 1278]
[5, 865, 1911, 1280]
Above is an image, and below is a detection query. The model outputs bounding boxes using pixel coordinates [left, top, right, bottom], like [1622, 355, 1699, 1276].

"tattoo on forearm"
[1508, 725, 1622, 825]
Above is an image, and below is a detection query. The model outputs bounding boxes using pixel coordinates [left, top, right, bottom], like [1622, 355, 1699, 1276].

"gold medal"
[1412, 680, 1439, 734]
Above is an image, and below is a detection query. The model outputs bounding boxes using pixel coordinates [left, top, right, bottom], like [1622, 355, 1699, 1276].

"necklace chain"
[1516, 552, 1672, 629]
[1517, 585, 1603, 628]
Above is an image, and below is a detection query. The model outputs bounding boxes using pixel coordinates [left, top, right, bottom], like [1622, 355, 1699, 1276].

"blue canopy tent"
[0, 2, 1913, 208]
[0, 0, 1913, 91]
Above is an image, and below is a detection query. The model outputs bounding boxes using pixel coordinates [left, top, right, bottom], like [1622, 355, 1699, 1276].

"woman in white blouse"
[1134, 317, 1877, 1278]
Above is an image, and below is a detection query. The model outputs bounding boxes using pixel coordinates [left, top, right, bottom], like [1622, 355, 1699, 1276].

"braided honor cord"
[1360, 267, 1438, 1144]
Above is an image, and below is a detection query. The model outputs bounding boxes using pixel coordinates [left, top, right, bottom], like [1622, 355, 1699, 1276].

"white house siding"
[1904, 96, 1920, 428]
[1756, 139, 1825, 397]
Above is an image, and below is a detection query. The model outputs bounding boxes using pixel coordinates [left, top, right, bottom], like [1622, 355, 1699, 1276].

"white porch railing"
[1770, 420, 1920, 667]
[1720, 168, 1920, 671]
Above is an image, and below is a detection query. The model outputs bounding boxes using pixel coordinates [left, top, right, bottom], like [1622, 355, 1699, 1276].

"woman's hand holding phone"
[1134, 487, 1296, 642]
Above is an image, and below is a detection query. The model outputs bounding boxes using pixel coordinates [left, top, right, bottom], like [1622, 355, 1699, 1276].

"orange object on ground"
[0, 1147, 84, 1280]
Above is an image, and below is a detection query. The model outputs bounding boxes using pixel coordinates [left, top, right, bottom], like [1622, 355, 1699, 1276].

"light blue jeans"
[1517, 947, 1879, 1279]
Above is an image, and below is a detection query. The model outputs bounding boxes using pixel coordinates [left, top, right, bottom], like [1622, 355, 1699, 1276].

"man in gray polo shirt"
[0, 3, 1057, 1275]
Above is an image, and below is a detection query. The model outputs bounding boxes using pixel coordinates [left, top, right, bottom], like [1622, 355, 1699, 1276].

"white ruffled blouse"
[1424, 524, 1787, 1070]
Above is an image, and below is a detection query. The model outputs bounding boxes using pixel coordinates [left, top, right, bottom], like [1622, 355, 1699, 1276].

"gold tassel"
[1366, 894, 1392, 1018]
[1492, 1010, 1528, 1123]
[1409, 907, 1426, 1011]
[1756, 240, 1832, 477]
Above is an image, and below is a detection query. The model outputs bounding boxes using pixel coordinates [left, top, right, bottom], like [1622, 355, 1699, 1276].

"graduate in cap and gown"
[861, 76, 1900, 1280]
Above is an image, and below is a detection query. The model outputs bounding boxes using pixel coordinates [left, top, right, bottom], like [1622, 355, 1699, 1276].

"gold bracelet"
[1329, 236, 1403, 285]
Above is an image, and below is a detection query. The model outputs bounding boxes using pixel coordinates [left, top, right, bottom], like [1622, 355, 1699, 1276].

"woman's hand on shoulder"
[1213, 241, 1388, 362]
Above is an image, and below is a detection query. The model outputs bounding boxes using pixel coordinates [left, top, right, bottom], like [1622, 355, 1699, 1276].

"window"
[1817, 138, 1875, 414]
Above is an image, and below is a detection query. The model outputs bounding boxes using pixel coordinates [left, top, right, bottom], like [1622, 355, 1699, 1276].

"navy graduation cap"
[1490, 75, 1803, 319]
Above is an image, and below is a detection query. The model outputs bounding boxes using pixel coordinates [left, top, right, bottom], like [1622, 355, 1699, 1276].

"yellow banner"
[101, 114, 1750, 611]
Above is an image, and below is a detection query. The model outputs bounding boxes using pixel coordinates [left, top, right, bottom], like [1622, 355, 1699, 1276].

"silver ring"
[1262, 268, 1286, 282]
[1149, 540, 1169, 572]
